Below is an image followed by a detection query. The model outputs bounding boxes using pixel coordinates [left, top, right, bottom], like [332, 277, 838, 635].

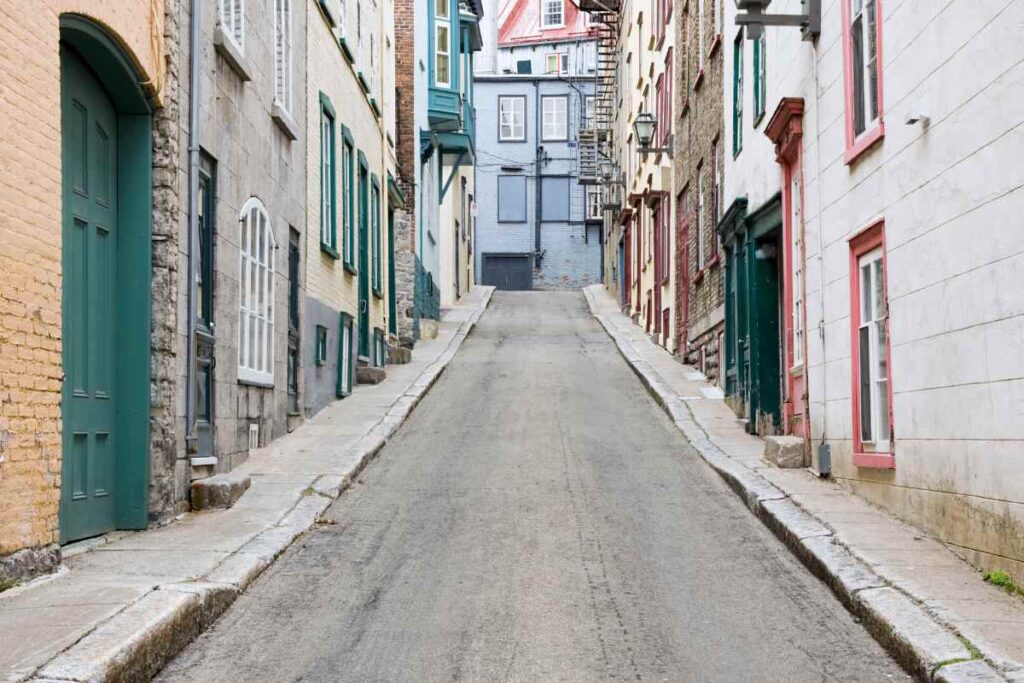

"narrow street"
[158, 292, 906, 682]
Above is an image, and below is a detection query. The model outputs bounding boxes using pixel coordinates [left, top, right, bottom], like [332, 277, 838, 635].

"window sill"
[853, 451, 895, 469]
[369, 97, 382, 118]
[680, 99, 690, 118]
[321, 242, 340, 260]
[343, 260, 358, 275]
[498, 137, 527, 143]
[316, 0, 337, 27]
[753, 111, 765, 130]
[694, 268, 706, 284]
[372, 288, 384, 300]
[693, 68, 705, 92]
[709, 34, 722, 58]
[338, 37, 355, 64]
[844, 123, 885, 165]
[271, 101, 299, 141]
[213, 25, 252, 82]
[237, 369, 274, 388]
[357, 72, 371, 94]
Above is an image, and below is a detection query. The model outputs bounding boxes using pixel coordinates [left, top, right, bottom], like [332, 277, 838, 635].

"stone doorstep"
[581, 285, 1019, 683]
[190, 470, 252, 511]
[15, 287, 495, 683]
[764, 435, 806, 469]
[356, 365, 387, 385]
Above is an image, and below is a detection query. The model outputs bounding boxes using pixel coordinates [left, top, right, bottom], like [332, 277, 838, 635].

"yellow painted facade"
[0, 1, 165, 556]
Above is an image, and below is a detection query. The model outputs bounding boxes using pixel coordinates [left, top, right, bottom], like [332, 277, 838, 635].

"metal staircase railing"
[576, 1, 620, 215]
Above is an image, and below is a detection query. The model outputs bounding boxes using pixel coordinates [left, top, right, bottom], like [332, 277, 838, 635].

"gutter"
[185, 0, 201, 450]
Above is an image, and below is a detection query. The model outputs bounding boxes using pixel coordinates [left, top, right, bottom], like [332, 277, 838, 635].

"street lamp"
[632, 112, 673, 156]
[734, 0, 820, 41]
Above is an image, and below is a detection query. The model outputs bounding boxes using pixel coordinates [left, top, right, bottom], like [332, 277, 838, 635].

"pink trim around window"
[848, 220, 895, 470]
[840, 0, 885, 165]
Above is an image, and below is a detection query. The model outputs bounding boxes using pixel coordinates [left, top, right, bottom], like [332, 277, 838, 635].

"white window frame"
[320, 107, 335, 248]
[273, 0, 292, 113]
[541, 95, 568, 141]
[541, 0, 564, 29]
[698, 0, 706, 70]
[435, 0, 451, 88]
[857, 247, 890, 451]
[713, 0, 722, 37]
[498, 96, 526, 141]
[850, 0, 880, 136]
[696, 166, 705, 270]
[238, 198, 276, 386]
[583, 95, 595, 130]
[545, 52, 568, 75]
[219, 0, 245, 51]
[586, 186, 602, 220]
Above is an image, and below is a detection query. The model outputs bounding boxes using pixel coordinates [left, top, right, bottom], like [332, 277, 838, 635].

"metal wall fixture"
[632, 112, 673, 157]
[734, 0, 820, 41]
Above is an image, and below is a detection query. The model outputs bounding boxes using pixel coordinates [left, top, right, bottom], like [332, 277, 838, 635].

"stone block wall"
[674, 0, 726, 383]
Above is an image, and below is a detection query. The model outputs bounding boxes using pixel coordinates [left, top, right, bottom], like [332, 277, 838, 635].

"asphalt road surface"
[158, 292, 908, 683]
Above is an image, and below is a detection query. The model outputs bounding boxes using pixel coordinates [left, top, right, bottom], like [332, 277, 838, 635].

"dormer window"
[541, 0, 564, 29]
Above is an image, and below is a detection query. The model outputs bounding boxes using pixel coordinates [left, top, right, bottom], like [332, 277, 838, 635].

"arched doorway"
[59, 17, 153, 543]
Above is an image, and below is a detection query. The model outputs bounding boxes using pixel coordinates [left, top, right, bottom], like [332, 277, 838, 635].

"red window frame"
[848, 220, 895, 469]
[840, 0, 885, 164]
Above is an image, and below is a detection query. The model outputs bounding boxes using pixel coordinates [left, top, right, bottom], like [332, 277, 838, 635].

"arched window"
[238, 198, 276, 385]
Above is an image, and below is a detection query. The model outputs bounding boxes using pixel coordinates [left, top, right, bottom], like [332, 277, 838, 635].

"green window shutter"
[319, 93, 338, 257]
[336, 312, 353, 397]
[733, 35, 744, 157]
[371, 175, 382, 296]
[341, 125, 356, 272]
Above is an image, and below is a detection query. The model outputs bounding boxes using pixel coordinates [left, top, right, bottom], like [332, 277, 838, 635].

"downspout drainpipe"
[185, 0, 201, 451]
[812, 37, 829, 470]
[534, 79, 542, 261]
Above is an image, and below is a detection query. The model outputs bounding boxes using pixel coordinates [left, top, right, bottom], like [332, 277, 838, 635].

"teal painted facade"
[720, 195, 784, 436]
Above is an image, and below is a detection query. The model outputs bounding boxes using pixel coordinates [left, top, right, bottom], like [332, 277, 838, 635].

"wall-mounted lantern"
[734, 0, 820, 41]
[632, 112, 673, 157]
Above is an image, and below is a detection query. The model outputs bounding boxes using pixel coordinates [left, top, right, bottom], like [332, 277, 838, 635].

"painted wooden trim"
[840, 0, 886, 165]
[848, 219, 895, 469]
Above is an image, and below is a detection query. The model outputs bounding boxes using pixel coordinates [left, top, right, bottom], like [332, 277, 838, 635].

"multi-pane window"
[371, 181, 382, 295]
[849, 0, 880, 136]
[713, 0, 722, 37]
[498, 96, 525, 141]
[586, 186, 602, 220]
[696, 166, 705, 270]
[338, 313, 353, 397]
[541, 95, 568, 141]
[790, 171, 804, 367]
[662, 48, 674, 145]
[197, 155, 216, 328]
[320, 104, 337, 252]
[274, 0, 292, 113]
[541, 0, 563, 28]
[583, 95, 595, 130]
[545, 53, 568, 75]
[712, 139, 722, 253]
[856, 246, 889, 451]
[698, 0, 706, 71]
[315, 325, 328, 365]
[219, 0, 244, 50]
[342, 138, 356, 267]
[753, 34, 766, 121]
[660, 201, 671, 283]
[238, 198, 275, 385]
[435, 0, 451, 87]
[732, 33, 743, 156]
[288, 228, 300, 332]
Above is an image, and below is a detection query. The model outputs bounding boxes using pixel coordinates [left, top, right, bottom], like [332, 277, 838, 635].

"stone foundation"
[0, 544, 61, 585]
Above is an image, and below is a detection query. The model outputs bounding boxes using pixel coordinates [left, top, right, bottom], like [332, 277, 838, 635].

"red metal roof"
[498, 0, 596, 47]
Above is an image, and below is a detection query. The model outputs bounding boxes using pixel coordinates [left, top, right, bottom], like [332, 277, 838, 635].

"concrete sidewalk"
[584, 285, 1024, 683]
[1, 286, 494, 683]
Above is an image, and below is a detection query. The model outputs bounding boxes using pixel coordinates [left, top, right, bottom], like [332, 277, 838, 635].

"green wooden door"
[751, 234, 783, 433]
[358, 163, 370, 357]
[60, 48, 119, 542]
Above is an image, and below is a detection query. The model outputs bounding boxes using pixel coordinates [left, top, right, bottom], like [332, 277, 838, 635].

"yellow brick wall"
[0, 1, 164, 554]
[305, 1, 392, 335]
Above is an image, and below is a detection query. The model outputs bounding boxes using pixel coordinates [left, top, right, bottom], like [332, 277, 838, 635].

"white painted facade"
[724, 0, 1024, 580]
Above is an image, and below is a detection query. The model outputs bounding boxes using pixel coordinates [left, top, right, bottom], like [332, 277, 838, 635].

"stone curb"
[27, 288, 495, 683]
[582, 288, 1008, 683]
